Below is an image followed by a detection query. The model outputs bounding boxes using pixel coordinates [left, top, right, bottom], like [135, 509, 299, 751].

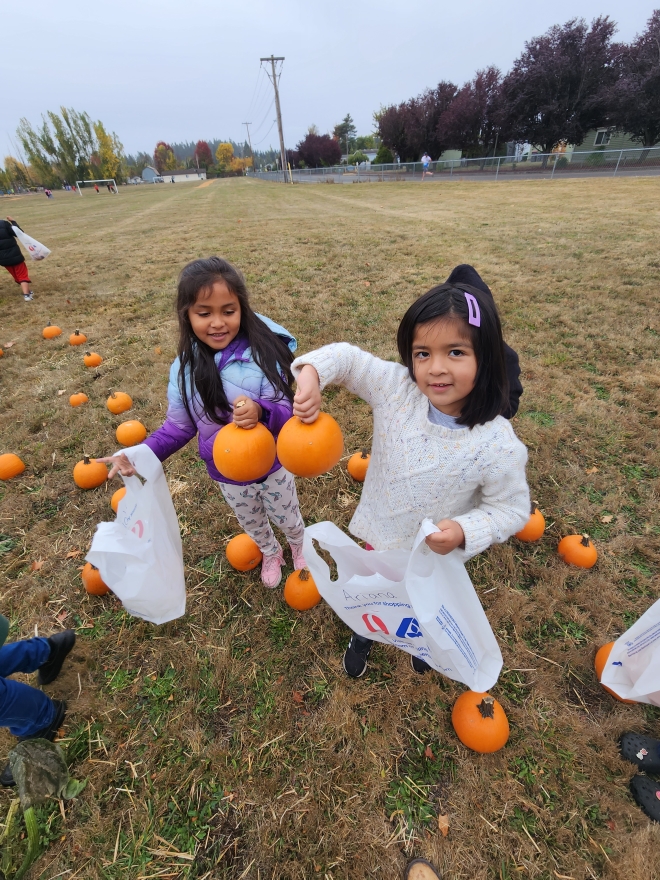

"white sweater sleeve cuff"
[291, 347, 339, 390]
[452, 510, 497, 560]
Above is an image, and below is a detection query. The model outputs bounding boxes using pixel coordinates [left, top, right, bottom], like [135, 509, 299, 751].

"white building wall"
[166, 171, 207, 183]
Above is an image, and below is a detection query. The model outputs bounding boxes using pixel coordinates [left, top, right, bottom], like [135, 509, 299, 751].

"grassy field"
[0, 176, 659, 880]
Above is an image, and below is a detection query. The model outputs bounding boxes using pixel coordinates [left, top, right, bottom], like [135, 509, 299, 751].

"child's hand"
[96, 453, 138, 479]
[425, 519, 465, 555]
[232, 397, 262, 429]
[293, 365, 322, 423]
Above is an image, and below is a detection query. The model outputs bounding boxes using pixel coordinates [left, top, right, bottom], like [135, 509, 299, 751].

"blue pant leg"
[0, 677, 56, 738]
[0, 638, 51, 677]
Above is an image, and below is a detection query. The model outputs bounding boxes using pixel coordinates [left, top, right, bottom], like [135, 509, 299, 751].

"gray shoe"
[23, 291, 34, 301]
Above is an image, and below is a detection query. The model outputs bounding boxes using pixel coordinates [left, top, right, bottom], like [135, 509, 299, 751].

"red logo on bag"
[131, 520, 144, 538]
[362, 613, 389, 634]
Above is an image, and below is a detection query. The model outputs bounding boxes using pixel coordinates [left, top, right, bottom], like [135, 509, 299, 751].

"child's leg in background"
[220, 481, 281, 557]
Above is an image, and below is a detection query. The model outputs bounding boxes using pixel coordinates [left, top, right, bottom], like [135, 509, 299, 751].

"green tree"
[215, 142, 234, 170]
[333, 114, 357, 154]
[355, 134, 376, 150]
[374, 144, 394, 164]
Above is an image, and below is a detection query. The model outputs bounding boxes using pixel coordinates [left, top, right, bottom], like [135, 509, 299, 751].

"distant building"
[568, 129, 639, 156]
[165, 169, 207, 183]
[142, 166, 161, 182]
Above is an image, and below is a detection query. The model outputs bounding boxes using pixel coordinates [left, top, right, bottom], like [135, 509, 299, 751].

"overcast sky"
[2, 0, 655, 160]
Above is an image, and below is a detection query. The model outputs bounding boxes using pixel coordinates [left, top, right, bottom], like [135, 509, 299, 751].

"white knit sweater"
[292, 343, 530, 558]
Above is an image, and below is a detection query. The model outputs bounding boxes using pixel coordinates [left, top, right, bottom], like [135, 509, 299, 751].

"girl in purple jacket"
[103, 257, 305, 588]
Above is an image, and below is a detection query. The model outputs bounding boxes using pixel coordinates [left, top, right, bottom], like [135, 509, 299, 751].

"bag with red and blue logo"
[303, 520, 502, 691]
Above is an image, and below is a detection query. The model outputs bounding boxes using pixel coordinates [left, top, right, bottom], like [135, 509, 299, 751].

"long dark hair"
[176, 257, 294, 424]
[396, 283, 508, 428]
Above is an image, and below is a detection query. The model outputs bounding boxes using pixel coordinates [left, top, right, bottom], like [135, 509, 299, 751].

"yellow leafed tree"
[93, 122, 124, 180]
[215, 143, 234, 169]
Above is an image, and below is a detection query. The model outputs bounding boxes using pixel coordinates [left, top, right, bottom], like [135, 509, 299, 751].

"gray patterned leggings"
[219, 467, 305, 557]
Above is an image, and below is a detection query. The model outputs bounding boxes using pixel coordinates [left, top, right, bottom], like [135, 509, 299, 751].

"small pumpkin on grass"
[451, 691, 510, 753]
[213, 422, 276, 483]
[69, 329, 87, 346]
[284, 568, 321, 611]
[0, 453, 26, 480]
[0, 348, 4, 357]
[42, 322, 62, 339]
[594, 641, 636, 704]
[73, 456, 107, 489]
[106, 391, 132, 414]
[111, 486, 127, 513]
[82, 562, 110, 596]
[69, 392, 89, 407]
[347, 448, 370, 481]
[83, 351, 103, 368]
[226, 533, 262, 571]
[515, 501, 546, 542]
[276, 413, 344, 478]
[116, 420, 147, 446]
[558, 533, 597, 568]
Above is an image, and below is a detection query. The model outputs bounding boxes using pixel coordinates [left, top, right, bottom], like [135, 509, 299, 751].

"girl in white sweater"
[292, 280, 530, 678]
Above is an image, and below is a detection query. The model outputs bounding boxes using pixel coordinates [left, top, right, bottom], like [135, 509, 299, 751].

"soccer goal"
[76, 179, 118, 195]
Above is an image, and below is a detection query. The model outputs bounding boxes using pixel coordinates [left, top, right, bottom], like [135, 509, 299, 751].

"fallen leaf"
[4, 341, 16, 348]
[585, 466, 598, 474]
[424, 744, 435, 760]
[438, 813, 449, 836]
[605, 819, 616, 831]
[167, 694, 174, 702]
[57, 389, 66, 395]
[365, 262, 370, 266]
[56, 611, 68, 623]
[364, 281, 371, 287]
[601, 515, 613, 523]
[30, 560, 45, 571]
[292, 691, 304, 704]
[154, 346, 162, 354]
[65, 549, 82, 558]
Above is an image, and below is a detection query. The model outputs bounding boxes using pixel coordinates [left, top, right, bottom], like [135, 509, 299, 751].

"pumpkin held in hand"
[0, 453, 26, 480]
[106, 391, 132, 414]
[69, 329, 87, 346]
[69, 392, 89, 407]
[213, 423, 276, 482]
[226, 534, 263, 571]
[515, 501, 546, 542]
[73, 456, 108, 489]
[347, 449, 370, 482]
[558, 534, 597, 568]
[82, 562, 110, 596]
[594, 642, 635, 703]
[116, 420, 147, 446]
[42, 322, 62, 339]
[284, 568, 322, 611]
[451, 691, 509, 753]
[83, 352, 103, 368]
[111, 486, 127, 513]
[276, 413, 344, 478]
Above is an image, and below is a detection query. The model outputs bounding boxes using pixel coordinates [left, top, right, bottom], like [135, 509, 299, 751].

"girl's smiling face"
[188, 281, 241, 350]
[412, 318, 478, 417]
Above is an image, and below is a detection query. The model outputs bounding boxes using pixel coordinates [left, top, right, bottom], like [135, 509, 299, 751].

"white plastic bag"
[600, 598, 660, 705]
[86, 445, 186, 625]
[11, 225, 50, 260]
[303, 520, 503, 692]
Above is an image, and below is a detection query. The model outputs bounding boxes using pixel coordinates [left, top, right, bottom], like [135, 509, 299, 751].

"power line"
[252, 97, 275, 135]
[253, 119, 277, 146]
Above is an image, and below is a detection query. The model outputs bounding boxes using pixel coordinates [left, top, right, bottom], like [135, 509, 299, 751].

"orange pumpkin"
[213, 423, 276, 482]
[276, 413, 344, 478]
[0, 349, 4, 357]
[116, 420, 147, 446]
[83, 352, 103, 368]
[594, 642, 636, 704]
[226, 533, 263, 571]
[106, 391, 132, 414]
[558, 534, 597, 568]
[347, 449, 370, 481]
[69, 392, 89, 407]
[69, 329, 87, 346]
[111, 486, 127, 513]
[0, 453, 26, 481]
[73, 456, 108, 489]
[284, 568, 322, 611]
[82, 562, 110, 596]
[451, 691, 510, 753]
[515, 501, 546, 542]
[42, 322, 62, 339]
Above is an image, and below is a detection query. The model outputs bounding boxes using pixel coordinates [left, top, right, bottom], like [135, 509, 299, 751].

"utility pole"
[260, 55, 288, 182]
[243, 122, 255, 173]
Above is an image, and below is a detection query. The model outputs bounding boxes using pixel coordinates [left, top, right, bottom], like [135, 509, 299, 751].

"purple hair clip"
[464, 292, 480, 327]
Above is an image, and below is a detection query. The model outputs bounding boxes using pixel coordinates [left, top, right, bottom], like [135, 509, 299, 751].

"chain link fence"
[253, 146, 660, 184]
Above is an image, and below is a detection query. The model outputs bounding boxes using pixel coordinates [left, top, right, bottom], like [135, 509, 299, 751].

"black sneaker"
[38, 629, 76, 685]
[342, 634, 373, 678]
[1, 699, 67, 786]
[411, 655, 432, 675]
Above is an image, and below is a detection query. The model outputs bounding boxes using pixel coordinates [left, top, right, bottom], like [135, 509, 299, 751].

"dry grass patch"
[0, 177, 659, 879]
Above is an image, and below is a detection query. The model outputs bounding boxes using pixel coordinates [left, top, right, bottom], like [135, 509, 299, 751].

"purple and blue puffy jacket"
[144, 315, 296, 486]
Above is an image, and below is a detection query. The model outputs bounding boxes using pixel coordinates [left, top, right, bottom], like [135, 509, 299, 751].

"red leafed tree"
[376, 82, 457, 161]
[193, 140, 213, 168]
[295, 133, 342, 167]
[438, 67, 504, 158]
[153, 141, 175, 172]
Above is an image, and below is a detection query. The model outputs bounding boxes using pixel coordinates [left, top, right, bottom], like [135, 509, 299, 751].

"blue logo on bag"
[396, 617, 423, 638]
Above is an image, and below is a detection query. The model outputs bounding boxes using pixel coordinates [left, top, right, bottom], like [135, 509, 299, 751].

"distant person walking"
[421, 153, 433, 180]
[94, 184, 100, 193]
[0, 217, 37, 302]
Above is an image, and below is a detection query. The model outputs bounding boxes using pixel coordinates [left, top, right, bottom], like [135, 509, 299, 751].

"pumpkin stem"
[299, 568, 310, 580]
[85, 351, 91, 356]
[75, 329, 80, 335]
[581, 534, 591, 547]
[83, 455, 90, 465]
[46, 321, 51, 327]
[91, 564, 99, 571]
[477, 696, 495, 719]
[531, 500, 538, 514]
[361, 448, 369, 459]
